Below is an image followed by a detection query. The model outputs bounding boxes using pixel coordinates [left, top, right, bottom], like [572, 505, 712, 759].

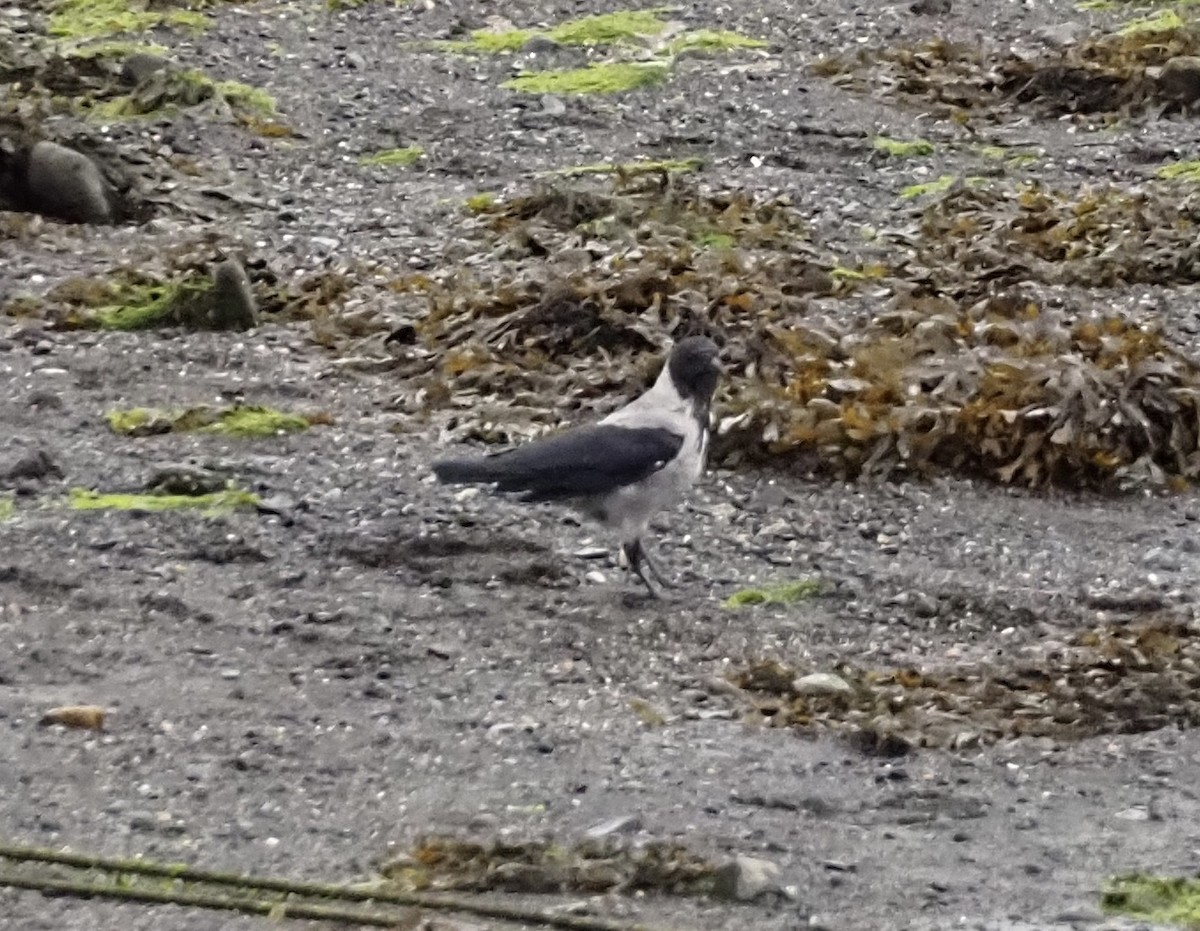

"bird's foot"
[622, 539, 676, 598]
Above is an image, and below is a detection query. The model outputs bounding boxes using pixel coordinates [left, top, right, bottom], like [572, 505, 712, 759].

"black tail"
[431, 457, 500, 485]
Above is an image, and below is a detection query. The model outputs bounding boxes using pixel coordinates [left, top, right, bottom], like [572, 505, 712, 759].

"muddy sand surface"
[5, 0, 1200, 929]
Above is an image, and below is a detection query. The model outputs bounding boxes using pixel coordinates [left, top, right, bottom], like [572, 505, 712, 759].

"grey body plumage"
[431, 336, 721, 596]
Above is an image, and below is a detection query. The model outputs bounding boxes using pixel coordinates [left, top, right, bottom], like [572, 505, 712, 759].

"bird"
[431, 335, 722, 597]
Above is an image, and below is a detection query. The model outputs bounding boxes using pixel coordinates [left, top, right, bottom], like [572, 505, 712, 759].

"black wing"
[433, 424, 683, 501]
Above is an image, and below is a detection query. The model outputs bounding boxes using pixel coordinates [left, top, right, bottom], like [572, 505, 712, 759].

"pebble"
[584, 814, 643, 838]
[25, 140, 115, 224]
[712, 855, 782, 901]
[585, 570, 607, 584]
[793, 672, 853, 697]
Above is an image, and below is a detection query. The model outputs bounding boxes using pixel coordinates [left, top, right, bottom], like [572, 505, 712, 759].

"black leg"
[638, 542, 675, 590]
[622, 538, 677, 597]
[621, 539, 660, 598]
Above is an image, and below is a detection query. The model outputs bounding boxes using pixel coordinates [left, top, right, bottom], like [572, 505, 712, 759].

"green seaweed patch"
[69, 487, 259, 514]
[91, 277, 210, 330]
[0, 496, 13, 522]
[1157, 159, 1200, 182]
[327, 0, 408, 8]
[830, 263, 888, 281]
[90, 70, 276, 122]
[49, 0, 207, 40]
[669, 29, 767, 54]
[503, 62, 669, 95]
[548, 9, 669, 45]
[554, 157, 704, 177]
[464, 192, 497, 212]
[696, 230, 736, 249]
[359, 145, 424, 168]
[106, 405, 322, 437]
[1103, 875, 1200, 927]
[873, 136, 935, 158]
[723, 579, 822, 608]
[66, 40, 169, 60]
[1118, 8, 1186, 34]
[900, 174, 986, 199]
[442, 10, 669, 54]
[214, 79, 276, 115]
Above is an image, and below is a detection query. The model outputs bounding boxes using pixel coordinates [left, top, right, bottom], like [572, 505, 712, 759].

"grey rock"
[1056, 903, 1105, 924]
[146, 463, 228, 495]
[522, 35, 562, 55]
[2, 448, 61, 481]
[209, 258, 258, 330]
[1035, 22, 1086, 47]
[128, 810, 157, 832]
[25, 140, 115, 224]
[793, 672, 853, 697]
[1113, 806, 1150, 822]
[584, 814, 643, 838]
[712, 855, 782, 901]
[120, 52, 171, 86]
[540, 95, 566, 117]
[1157, 56, 1200, 106]
[910, 0, 951, 14]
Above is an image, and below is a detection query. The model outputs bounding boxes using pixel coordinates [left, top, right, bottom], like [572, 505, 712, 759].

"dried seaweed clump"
[380, 835, 717, 897]
[371, 176, 868, 433]
[908, 183, 1200, 296]
[820, 14, 1200, 118]
[725, 290, 1200, 487]
[734, 617, 1200, 750]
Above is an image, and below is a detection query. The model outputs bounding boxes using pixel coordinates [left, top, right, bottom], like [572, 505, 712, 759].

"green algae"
[359, 146, 424, 167]
[547, 10, 669, 45]
[503, 62, 669, 95]
[553, 158, 704, 177]
[0, 496, 13, 522]
[723, 579, 822, 608]
[669, 29, 767, 54]
[106, 405, 317, 437]
[69, 487, 259, 514]
[91, 277, 210, 330]
[89, 70, 276, 121]
[1157, 159, 1200, 182]
[1103, 875, 1200, 927]
[49, 0, 207, 40]
[899, 175, 987, 199]
[464, 192, 497, 212]
[873, 136, 935, 158]
[1118, 8, 1186, 34]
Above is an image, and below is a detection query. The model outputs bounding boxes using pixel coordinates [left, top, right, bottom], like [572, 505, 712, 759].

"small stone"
[712, 855, 782, 901]
[208, 258, 258, 330]
[1157, 56, 1200, 106]
[585, 570, 607, 584]
[129, 811, 157, 832]
[2, 448, 61, 481]
[1035, 22, 1085, 46]
[573, 546, 609, 559]
[910, 0, 951, 13]
[1055, 903, 1105, 924]
[522, 35, 561, 54]
[540, 95, 567, 117]
[24, 140, 115, 224]
[1114, 806, 1150, 821]
[584, 815, 643, 838]
[120, 52, 171, 86]
[146, 464, 226, 495]
[792, 672, 853, 697]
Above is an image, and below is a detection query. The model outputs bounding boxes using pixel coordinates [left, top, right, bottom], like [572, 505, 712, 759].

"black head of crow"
[432, 336, 722, 596]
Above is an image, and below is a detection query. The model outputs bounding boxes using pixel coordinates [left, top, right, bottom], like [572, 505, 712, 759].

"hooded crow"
[432, 336, 721, 596]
